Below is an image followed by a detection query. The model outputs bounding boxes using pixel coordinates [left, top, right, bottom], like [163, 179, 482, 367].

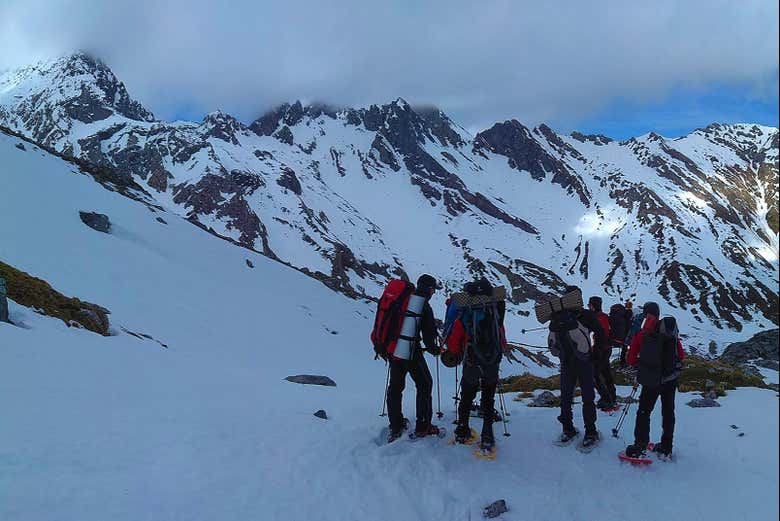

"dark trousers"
[387, 348, 432, 432]
[457, 363, 498, 437]
[593, 347, 616, 403]
[558, 355, 597, 434]
[634, 380, 677, 447]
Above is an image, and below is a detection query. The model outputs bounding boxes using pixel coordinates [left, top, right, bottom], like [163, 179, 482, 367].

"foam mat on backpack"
[451, 286, 506, 307]
[534, 289, 583, 324]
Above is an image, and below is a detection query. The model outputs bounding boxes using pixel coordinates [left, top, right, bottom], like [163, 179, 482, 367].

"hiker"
[590, 296, 617, 410]
[616, 300, 634, 367]
[548, 286, 606, 448]
[624, 302, 685, 459]
[384, 274, 442, 442]
[442, 277, 506, 451]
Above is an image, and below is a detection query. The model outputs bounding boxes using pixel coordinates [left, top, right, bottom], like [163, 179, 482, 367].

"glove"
[373, 344, 388, 362]
[441, 350, 459, 368]
[426, 345, 442, 356]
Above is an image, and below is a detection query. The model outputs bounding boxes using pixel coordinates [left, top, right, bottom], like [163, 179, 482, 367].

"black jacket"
[413, 291, 438, 350]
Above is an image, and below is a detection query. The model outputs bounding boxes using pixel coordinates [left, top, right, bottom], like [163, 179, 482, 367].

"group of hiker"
[371, 274, 685, 460]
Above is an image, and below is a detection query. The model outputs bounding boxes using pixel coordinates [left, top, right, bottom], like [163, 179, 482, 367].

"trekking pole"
[435, 355, 444, 419]
[521, 326, 547, 334]
[379, 363, 390, 417]
[496, 377, 511, 437]
[611, 383, 639, 437]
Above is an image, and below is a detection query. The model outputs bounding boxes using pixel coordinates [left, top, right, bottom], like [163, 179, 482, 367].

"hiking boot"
[596, 397, 609, 409]
[652, 442, 673, 459]
[454, 424, 473, 444]
[582, 431, 600, 448]
[559, 429, 579, 444]
[387, 428, 405, 444]
[625, 442, 647, 458]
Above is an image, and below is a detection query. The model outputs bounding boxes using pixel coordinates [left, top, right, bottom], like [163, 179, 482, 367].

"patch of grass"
[0, 260, 110, 335]
[501, 372, 560, 393]
[611, 355, 770, 395]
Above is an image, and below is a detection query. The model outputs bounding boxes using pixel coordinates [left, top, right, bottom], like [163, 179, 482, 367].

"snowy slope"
[1, 53, 778, 351]
[2, 111, 779, 521]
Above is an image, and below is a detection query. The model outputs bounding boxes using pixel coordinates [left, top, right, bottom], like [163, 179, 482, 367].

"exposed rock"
[285, 375, 337, 387]
[0, 277, 9, 323]
[314, 409, 328, 420]
[0, 260, 110, 335]
[687, 398, 721, 408]
[528, 390, 559, 407]
[755, 359, 779, 371]
[721, 329, 779, 364]
[273, 125, 294, 145]
[15, 142, 25, 151]
[155, 217, 167, 224]
[483, 499, 508, 519]
[79, 211, 111, 233]
[246, 259, 254, 268]
[277, 167, 302, 195]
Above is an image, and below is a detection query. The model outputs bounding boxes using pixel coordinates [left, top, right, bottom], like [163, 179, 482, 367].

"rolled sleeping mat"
[394, 294, 426, 360]
[451, 286, 506, 307]
[534, 289, 584, 324]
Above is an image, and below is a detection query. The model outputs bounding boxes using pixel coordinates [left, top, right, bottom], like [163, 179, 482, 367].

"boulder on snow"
[314, 409, 328, 420]
[721, 329, 779, 364]
[285, 375, 337, 387]
[246, 259, 254, 268]
[79, 211, 111, 233]
[687, 398, 721, 408]
[527, 390, 559, 408]
[0, 277, 9, 323]
[483, 499, 508, 519]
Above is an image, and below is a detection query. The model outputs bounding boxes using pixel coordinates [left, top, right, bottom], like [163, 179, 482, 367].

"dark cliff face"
[474, 120, 591, 206]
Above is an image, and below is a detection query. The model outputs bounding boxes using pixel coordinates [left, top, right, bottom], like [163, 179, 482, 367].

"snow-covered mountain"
[2, 52, 777, 348]
[1, 121, 778, 521]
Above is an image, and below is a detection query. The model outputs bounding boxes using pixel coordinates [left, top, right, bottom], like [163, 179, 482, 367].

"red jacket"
[595, 312, 611, 350]
[447, 317, 507, 356]
[626, 315, 685, 366]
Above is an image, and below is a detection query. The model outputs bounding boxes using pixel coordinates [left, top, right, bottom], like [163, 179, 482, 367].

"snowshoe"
[619, 443, 654, 465]
[408, 424, 446, 441]
[625, 442, 648, 458]
[554, 429, 580, 447]
[474, 439, 497, 460]
[577, 431, 600, 453]
[450, 427, 478, 446]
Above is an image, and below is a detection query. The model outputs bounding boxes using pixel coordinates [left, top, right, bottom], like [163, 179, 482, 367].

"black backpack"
[608, 304, 629, 342]
[461, 301, 504, 366]
[548, 310, 592, 359]
[638, 317, 681, 387]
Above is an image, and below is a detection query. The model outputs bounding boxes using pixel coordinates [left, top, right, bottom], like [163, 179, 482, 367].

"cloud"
[1, 0, 777, 130]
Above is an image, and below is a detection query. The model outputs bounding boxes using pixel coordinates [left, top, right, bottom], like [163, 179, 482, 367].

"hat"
[416, 274, 437, 294]
[625, 300, 633, 309]
[642, 301, 660, 317]
[588, 296, 603, 312]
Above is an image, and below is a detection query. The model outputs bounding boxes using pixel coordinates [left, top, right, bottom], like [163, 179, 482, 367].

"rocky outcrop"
[79, 211, 111, 233]
[0, 260, 110, 335]
[285, 375, 337, 387]
[721, 329, 780, 364]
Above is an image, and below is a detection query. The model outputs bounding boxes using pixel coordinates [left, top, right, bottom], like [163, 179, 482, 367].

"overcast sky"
[1, 0, 777, 138]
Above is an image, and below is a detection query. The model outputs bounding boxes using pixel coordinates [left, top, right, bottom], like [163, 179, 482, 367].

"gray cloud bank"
[1, 0, 777, 131]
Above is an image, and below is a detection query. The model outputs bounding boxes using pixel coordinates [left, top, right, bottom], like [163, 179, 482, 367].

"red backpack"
[370, 279, 415, 360]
